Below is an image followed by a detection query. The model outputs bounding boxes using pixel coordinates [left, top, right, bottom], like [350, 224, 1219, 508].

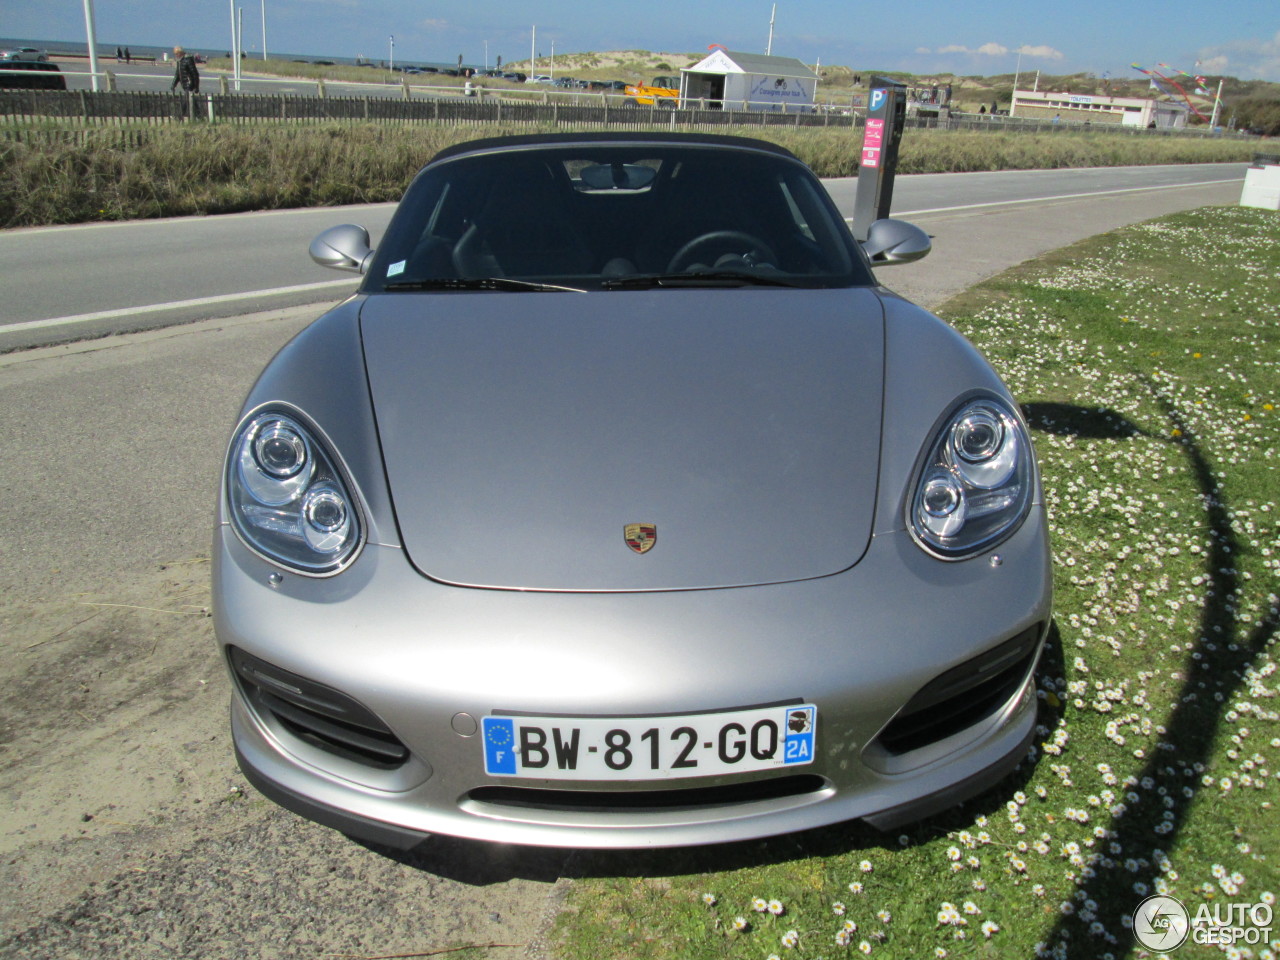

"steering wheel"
[666, 230, 778, 273]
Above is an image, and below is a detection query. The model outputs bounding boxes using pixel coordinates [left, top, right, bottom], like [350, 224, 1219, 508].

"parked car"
[500, 71, 526, 83]
[0, 60, 65, 90]
[0, 47, 48, 62]
[215, 132, 1051, 850]
[527, 74, 552, 84]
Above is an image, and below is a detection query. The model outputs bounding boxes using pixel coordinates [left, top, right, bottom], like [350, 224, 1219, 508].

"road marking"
[3, 279, 357, 333]
[891, 177, 1242, 217]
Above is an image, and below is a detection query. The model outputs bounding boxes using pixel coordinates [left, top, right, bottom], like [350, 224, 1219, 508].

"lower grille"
[875, 624, 1043, 756]
[469, 774, 826, 813]
[228, 645, 409, 769]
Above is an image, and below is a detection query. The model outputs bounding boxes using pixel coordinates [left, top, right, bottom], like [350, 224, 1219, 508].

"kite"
[1130, 62, 1209, 120]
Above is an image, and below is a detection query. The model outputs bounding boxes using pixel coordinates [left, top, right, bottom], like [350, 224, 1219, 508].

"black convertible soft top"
[429, 131, 800, 166]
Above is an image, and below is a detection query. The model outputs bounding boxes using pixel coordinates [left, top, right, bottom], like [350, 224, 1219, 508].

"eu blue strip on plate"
[483, 717, 517, 774]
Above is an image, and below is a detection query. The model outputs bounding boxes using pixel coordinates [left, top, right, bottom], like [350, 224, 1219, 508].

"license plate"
[482, 704, 816, 780]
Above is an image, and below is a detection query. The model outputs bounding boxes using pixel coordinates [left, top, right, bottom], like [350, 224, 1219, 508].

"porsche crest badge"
[624, 523, 657, 554]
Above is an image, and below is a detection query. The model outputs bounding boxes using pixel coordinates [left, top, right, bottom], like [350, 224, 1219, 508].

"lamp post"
[228, 0, 241, 90]
[389, 35, 395, 80]
[1209, 77, 1224, 128]
[82, 0, 100, 92]
[261, 0, 268, 60]
[1010, 47, 1024, 116]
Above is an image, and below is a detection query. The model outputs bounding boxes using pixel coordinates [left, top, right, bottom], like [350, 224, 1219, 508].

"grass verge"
[549, 205, 1279, 960]
[0, 123, 1258, 228]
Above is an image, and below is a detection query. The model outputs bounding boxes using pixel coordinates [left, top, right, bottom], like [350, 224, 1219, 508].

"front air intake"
[875, 624, 1043, 756]
[228, 645, 409, 769]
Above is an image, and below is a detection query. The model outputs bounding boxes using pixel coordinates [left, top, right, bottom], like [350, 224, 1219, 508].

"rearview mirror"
[578, 163, 658, 191]
[310, 224, 374, 274]
[861, 219, 931, 266]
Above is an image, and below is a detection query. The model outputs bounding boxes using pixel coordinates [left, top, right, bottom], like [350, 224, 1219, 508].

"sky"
[4, 0, 1278, 82]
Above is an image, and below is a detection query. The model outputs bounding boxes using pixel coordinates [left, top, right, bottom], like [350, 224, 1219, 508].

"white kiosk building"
[1009, 89, 1189, 128]
[680, 49, 819, 111]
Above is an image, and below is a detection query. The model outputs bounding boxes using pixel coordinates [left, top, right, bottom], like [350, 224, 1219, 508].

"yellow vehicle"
[623, 75, 679, 107]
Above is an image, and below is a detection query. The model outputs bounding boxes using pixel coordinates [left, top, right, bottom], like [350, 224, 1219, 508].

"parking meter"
[851, 79, 907, 241]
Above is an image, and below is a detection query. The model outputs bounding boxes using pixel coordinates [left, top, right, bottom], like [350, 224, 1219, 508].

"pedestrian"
[170, 46, 200, 93]
[115, 46, 123, 63]
[124, 47, 131, 63]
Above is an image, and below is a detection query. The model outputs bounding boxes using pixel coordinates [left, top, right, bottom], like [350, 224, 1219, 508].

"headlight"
[226, 409, 363, 574]
[909, 397, 1033, 559]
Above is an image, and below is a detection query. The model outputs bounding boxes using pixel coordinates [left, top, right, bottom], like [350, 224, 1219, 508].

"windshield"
[364, 142, 873, 292]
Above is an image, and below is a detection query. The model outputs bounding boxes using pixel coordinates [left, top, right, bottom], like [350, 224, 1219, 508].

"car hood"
[359, 288, 885, 591]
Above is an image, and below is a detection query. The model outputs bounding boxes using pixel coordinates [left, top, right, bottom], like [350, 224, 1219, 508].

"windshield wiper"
[601, 271, 802, 290]
[384, 277, 587, 293]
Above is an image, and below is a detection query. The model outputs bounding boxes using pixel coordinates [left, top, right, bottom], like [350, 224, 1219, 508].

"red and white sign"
[861, 118, 884, 169]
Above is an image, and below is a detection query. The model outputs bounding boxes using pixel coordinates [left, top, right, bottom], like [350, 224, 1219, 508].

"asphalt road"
[0, 163, 1248, 352]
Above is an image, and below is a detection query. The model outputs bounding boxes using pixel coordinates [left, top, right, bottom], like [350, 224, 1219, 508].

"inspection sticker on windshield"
[387, 259, 406, 277]
[483, 704, 816, 780]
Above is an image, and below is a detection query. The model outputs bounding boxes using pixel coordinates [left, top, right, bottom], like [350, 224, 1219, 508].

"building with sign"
[1010, 88, 1189, 128]
[680, 49, 818, 112]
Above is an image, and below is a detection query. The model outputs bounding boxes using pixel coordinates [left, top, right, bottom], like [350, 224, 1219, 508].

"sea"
[0, 36, 477, 71]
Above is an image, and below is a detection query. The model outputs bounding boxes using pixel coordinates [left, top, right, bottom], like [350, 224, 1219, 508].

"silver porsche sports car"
[214, 133, 1051, 849]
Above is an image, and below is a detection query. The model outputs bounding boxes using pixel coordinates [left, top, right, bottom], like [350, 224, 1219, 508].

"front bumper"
[214, 510, 1051, 849]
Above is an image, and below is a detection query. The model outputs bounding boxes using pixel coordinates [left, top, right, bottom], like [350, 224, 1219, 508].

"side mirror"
[861, 218, 931, 266]
[310, 224, 374, 274]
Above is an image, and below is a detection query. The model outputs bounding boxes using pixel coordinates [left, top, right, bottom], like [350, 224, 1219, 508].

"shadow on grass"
[1027, 391, 1279, 957]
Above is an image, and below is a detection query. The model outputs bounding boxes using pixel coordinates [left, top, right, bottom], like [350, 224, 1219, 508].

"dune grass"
[0, 122, 1257, 228]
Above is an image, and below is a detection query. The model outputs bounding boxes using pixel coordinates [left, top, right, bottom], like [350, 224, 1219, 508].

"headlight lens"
[226, 410, 362, 574]
[910, 397, 1033, 559]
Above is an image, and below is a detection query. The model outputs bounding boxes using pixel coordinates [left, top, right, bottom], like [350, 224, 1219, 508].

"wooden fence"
[0, 89, 1244, 140]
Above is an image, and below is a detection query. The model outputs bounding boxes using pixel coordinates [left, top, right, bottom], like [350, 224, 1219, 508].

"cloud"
[419, 18, 447, 30]
[1015, 44, 1064, 60]
[930, 41, 1062, 60]
[1195, 29, 1280, 81]
[934, 42, 1007, 56]
[916, 46, 933, 55]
